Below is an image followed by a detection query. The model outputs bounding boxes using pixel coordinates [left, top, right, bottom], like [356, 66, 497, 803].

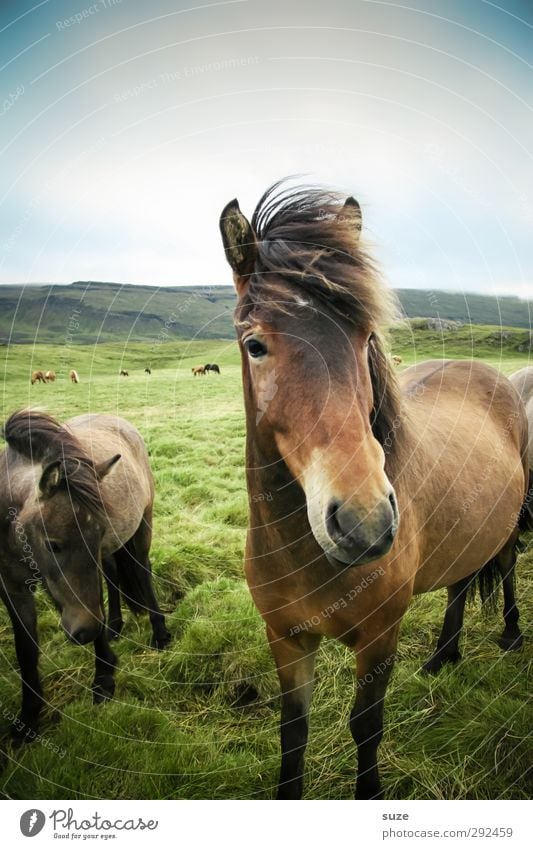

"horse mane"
[242, 182, 405, 473]
[2, 409, 106, 517]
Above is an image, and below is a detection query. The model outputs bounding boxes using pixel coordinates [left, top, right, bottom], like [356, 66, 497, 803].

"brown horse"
[220, 183, 529, 800]
[69, 369, 79, 383]
[192, 365, 205, 376]
[0, 409, 170, 743]
[45, 370, 56, 382]
[31, 371, 45, 385]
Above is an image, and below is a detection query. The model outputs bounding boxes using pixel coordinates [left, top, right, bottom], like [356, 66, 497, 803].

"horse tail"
[113, 541, 154, 615]
[471, 559, 501, 613]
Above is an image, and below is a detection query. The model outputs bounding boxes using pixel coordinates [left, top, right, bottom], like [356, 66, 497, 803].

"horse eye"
[45, 540, 62, 554]
[244, 338, 268, 359]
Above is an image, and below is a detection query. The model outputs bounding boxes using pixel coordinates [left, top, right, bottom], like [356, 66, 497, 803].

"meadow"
[0, 330, 531, 800]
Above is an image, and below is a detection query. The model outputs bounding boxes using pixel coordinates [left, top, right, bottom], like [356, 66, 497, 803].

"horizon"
[1, 0, 532, 298]
[1, 278, 532, 302]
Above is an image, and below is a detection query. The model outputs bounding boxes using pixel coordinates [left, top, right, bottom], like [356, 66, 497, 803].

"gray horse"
[0, 409, 170, 742]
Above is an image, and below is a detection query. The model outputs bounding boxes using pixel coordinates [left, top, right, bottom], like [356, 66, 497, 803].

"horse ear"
[219, 199, 256, 293]
[95, 454, 121, 480]
[39, 461, 63, 498]
[341, 196, 362, 237]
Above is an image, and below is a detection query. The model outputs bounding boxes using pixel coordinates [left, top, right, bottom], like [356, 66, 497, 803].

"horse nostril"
[388, 490, 398, 521]
[69, 623, 102, 645]
[325, 500, 343, 543]
[326, 499, 358, 544]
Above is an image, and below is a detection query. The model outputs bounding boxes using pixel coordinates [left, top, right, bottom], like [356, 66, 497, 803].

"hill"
[0, 281, 530, 344]
[0, 281, 236, 345]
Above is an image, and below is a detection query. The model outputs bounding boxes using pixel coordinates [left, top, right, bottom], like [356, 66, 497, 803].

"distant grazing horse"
[45, 370, 56, 382]
[69, 369, 79, 384]
[204, 363, 221, 374]
[220, 183, 530, 800]
[391, 355, 402, 366]
[510, 366, 533, 518]
[192, 365, 205, 376]
[31, 371, 45, 385]
[120, 370, 129, 377]
[0, 409, 170, 742]
[144, 368, 152, 375]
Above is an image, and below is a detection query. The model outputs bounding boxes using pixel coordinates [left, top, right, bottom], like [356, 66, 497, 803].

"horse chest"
[246, 551, 389, 641]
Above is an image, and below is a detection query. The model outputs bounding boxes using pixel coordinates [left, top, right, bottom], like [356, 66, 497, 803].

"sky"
[0, 0, 532, 296]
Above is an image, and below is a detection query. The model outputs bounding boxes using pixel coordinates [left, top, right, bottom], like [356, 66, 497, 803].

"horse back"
[67, 414, 153, 554]
[399, 360, 528, 592]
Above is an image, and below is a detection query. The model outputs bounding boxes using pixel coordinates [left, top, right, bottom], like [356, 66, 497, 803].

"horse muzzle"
[62, 612, 104, 645]
[322, 489, 399, 567]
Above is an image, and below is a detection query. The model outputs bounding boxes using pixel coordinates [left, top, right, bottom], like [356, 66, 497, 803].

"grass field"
[0, 330, 531, 800]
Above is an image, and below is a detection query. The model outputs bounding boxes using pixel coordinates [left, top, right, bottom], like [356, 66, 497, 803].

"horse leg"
[350, 624, 399, 800]
[103, 555, 123, 640]
[92, 631, 117, 703]
[2, 589, 43, 742]
[116, 514, 170, 649]
[496, 532, 523, 651]
[423, 574, 473, 674]
[267, 627, 321, 800]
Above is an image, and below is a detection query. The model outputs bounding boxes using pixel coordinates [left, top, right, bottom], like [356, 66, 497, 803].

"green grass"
[0, 332, 531, 800]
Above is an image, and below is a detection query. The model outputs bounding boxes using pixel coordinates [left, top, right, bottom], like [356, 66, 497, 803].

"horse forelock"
[242, 182, 397, 330]
[235, 183, 404, 471]
[2, 409, 106, 518]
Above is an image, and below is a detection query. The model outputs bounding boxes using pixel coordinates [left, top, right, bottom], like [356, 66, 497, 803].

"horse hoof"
[10, 719, 39, 746]
[498, 633, 523, 652]
[422, 651, 461, 675]
[355, 785, 384, 800]
[92, 679, 115, 704]
[151, 632, 171, 651]
[107, 622, 123, 641]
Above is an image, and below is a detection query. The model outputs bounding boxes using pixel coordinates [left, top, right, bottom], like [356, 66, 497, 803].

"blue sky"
[0, 0, 532, 296]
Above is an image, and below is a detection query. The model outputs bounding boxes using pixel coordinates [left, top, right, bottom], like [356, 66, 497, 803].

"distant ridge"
[0, 281, 530, 344]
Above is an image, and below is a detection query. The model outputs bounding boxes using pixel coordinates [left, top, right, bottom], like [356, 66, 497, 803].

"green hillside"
[0, 281, 236, 344]
[395, 288, 532, 328]
[0, 281, 530, 345]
